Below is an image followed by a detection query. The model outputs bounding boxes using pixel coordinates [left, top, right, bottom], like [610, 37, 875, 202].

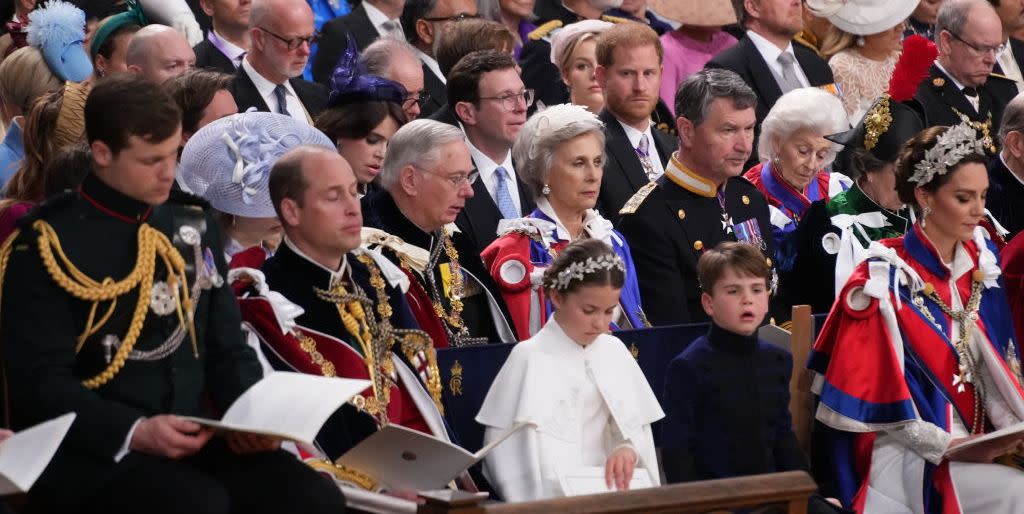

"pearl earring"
[921, 206, 932, 228]
[542, 184, 551, 195]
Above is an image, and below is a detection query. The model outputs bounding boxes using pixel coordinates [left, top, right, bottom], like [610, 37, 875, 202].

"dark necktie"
[273, 84, 291, 116]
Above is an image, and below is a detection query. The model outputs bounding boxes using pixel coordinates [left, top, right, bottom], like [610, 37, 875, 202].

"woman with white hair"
[481, 104, 646, 340]
[744, 87, 851, 243]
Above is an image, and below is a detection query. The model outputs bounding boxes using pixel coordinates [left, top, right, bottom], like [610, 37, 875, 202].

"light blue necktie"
[494, 166, 519, 219]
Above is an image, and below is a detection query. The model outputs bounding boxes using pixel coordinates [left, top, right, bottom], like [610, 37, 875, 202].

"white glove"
[138, 0, 204, 46]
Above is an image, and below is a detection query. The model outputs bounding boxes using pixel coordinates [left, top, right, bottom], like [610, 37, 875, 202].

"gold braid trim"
[0, 228, 21, 327]
[356, 253, 444, 414]
[305, 458, 378, 490]
[33, 220, 197, 389]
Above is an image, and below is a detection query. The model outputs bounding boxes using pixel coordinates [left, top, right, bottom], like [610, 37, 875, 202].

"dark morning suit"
[456, 159, 536, 254]
[596, 109, 678, 223]
[193, 38, 236, 75]
[705, 34, 835, 169]
[909, 64, 1017, 152]
[312, 3, 381, 85]
[230, 65, 330, 120]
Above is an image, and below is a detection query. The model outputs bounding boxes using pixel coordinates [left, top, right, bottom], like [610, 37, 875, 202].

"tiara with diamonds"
[909, 122, 986, 185]
[547, 254, 626, 291]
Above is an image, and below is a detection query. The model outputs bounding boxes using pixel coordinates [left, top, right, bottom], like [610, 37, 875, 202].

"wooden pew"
[416, 471, 817, 514]
[788, 305, 816, 458]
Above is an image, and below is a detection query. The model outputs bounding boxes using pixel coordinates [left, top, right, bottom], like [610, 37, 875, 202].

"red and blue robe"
[809, 225, 1024, 513]
[744, 160, 850, 240]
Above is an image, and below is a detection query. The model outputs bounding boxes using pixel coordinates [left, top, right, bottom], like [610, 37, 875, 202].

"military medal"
[150, 281, 177, 316]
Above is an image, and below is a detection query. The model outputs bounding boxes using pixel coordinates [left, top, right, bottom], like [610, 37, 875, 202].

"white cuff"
[886, 420, 952, 465]
[114, 418, 144, 462]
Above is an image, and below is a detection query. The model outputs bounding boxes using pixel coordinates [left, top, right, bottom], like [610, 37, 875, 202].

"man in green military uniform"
[618, 68, 778, 326]
[0, 74, 346, 513]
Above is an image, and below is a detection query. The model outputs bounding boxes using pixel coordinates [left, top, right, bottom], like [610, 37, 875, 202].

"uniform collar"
[280, 236, 350, 287]
[664, 152, 718, 197]
[79, 172, 153, 223]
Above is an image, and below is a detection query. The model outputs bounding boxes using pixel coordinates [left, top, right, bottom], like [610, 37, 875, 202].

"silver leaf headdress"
[909, 121, 986, 185]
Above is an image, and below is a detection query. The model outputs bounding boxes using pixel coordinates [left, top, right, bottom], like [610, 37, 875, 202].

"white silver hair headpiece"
[909, 121, 986, 185]
[548, 254, 626, 291]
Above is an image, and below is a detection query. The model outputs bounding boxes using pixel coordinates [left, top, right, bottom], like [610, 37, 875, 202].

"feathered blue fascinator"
[26, 0, 93, 82]
[328, 35, 407, 107]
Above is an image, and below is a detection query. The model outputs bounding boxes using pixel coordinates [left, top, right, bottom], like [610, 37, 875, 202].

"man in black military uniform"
[911, 0, 1018, 154]
[0, 74, 346, 514]
[618, 69, 777, 326]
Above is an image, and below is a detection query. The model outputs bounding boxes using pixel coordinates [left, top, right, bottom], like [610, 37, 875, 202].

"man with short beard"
[593, 22, 677, 222]
[230, 0, 327, 124]
[706, 0, 834, 169]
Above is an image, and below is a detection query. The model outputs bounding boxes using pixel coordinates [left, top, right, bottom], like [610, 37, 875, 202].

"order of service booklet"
[944, 420, 1024, 460]
[334, 422, 529, 492]
[0, 412, 76, 495]
[182, 371, 371, 446]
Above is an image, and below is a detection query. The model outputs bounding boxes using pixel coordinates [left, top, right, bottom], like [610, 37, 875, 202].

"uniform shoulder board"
[989, 72, 1015, 81]
[528, 20, 562, 41]
[600, 14, 631, 24]
[15, 190, 76, 229]
[618, 181, 658, 216]
[168, 188, 212, 209]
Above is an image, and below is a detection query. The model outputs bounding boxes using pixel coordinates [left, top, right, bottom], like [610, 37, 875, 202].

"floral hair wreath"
[908, 121, 987, 185]
[545, 254, 626, 291]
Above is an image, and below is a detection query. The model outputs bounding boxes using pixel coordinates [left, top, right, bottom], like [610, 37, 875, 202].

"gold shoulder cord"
[13, 220, 198, 389]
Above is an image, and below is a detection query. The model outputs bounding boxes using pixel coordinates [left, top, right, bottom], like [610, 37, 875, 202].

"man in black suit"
[594, 23, 677, 222]
[194, 0, 251, 74]
[447, 51, 535, 253]
[231, 0, 328, 124]
[705, 0, 835, 169]
[990, 94, 1024, 239]
[399, 0, 479, 118]
[312, 0, 405, 84]
[989, 0, 1024, 92]
[912, 0, 1017, 152]
[363, 36, 429, 120]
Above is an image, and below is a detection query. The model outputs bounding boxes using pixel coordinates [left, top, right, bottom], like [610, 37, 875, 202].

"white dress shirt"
[413, 47, 446, 84]
[362, 1, 404, 38]
[747, 30, 811, 90]
[467, 139, 522, 215]
[208, 30, 246, 68]
[240, 57, 312, 125]
[617, 119, 666, 179]
[997, 41, 1024, 93]
[934, 61, 980, 113]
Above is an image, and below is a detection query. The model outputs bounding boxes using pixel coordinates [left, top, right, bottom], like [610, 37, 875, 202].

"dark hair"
[894, 125, 988, 209]
[847, 146, 891, 182]
[542, 239, 625, 294]
[163, 69, 234, 135]
[315, 101, 407, 143]
[85, 74, 182, 155]
[594, 22, 662, 68]
[42, 142, 91, 197]
[436, 19, 515, 77]
[400, 0, 440, 46]
[268, 147, 314, 219]
[93, 22, 141, 60]
[697, 241, 770, 293]
[446, 50, 517, 120]
[675, 68, 757, 127]
[5, 91, 65, 203]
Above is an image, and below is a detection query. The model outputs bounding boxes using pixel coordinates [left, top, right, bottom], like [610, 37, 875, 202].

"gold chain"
[30, 220, 197, 389]
[295, 333, 336, 377]
[432, 230, 465, 329]
[914, 276, 986, 433]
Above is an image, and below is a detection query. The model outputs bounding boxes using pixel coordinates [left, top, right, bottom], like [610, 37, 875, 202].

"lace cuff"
[885, 420, 952, 464]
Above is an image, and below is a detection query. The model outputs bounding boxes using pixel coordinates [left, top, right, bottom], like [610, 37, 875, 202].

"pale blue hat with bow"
[179, 112, 334, 218]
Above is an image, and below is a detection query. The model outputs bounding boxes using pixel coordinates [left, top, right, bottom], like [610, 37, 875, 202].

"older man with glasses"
[399, 0, 480, 117]
[361, 119, 517, 348]
[231, 0, 328, 124]
[913, 0, 1018, 153]
[362, 36, 431, 120]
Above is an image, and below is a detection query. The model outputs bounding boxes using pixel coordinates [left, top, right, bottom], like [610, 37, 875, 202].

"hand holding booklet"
[0, 412, 76, 495]
[944, 420, 1024, 460]
[333, 422, 529, 492]
[182, 371, 371, 446]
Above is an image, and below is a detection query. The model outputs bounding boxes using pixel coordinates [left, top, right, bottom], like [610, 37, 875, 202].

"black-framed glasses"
[415, 165, 480, 188]
[946, 30, 1003, 56]
[258, 26, 319, 50]
[479, 89, 535, 112]
[422, 12, 480, 22]
[404, 91, 431, 109]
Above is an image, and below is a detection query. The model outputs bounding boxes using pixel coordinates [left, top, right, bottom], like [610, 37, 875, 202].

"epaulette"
[618, 181, 658, 215]
[600, 14, 630, 24]
[528, 20, 562, 41]
[989, 72, 1015, 81]
[793, 32, 820, 55]
[14, 190, 76, 230]
[167, 188, 211, 209]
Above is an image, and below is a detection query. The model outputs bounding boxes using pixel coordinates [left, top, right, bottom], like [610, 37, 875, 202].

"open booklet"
[759, 324, 792, 352]
[558, 466, 654, 496]
[944, 420, 1024, 459]
[182, 371, 371, 446]
[333, 422, 529, 492]
[0, 412, 76, 495]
